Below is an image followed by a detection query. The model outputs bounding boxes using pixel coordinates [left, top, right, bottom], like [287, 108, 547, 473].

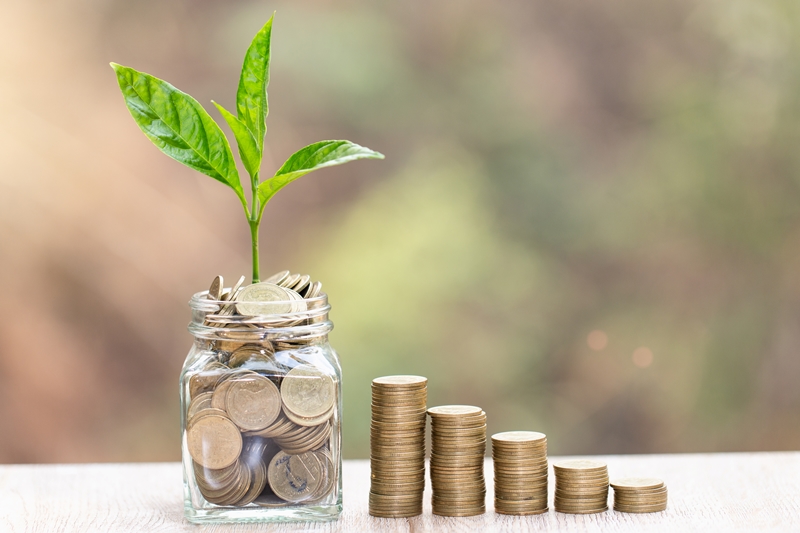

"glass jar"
[180, 285, 342, 523]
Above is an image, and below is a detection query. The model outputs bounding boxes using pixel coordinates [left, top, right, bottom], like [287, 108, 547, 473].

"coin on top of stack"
[428, 405, 487, 517]
[553, 459, 609, 514]
[369, 376, 428, 518]
[492, 431, 549, 515]
[611, 477, 667, 513]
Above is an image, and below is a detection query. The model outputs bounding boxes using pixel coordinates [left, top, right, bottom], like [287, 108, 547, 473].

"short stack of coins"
[553, 459, 609, 514]
[369, 376, 428, 518]
[185, 272, 337, 507]
[428, 405, 487, 517]
[611, 478, 668, 513]
[491, 431, 549, 515]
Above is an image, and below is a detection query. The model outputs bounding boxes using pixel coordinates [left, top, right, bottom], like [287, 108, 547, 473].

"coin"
[187, 413, 242, 470]
[264, 270, 290, 285]
[281, 364, 336, 419]
[228, 343, 275, 368]
[283, 405, 334, 428]
[187, 392, 214, 420]
[225, 374, 282, 431]
[216, 275, 248, 319]
[235, 282, 306, 316]
[373, 375, 427, 388]
[553, 459, 607, 472]
[208, 275, 223, 300]
[611, 477, 664, 490]
[267, 450, 323, 502]
[279, 272, 301, 289]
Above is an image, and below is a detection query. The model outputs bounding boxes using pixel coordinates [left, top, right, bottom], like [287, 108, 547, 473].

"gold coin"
[187, 392, 214, 420]
[610, 477, 665, 490]
[614, 503, 667, 513]
[431, 507, 485, 517]
[307, 450, 336, 502]
[235, 282, 306, 316]
[491, 431, 546, 444]
[217, 275, 247, 317]
[187, 413, 242, 470]
[264, 270, 290, 285]
[236, 460, 268, 506]
[207, 275, 223, 300]
[187, 407, 228, 430]
[494, 505, 550, 516]
[290, 274, 311, 294]
[281, 364, 336, 418]
[304, 281, 323, 299]
[228, 344, 275, 368]
[279, 272, 301, 289]
[285, 404, 334, 427]
[225, 374, 282, 431]
[267, 450, 323, 502]
[210, 379, 235, 412]
[372, 375, 428, 388]
[189, 368, 226, 399]
[553, 459, 607, 471]
[428, 405, 483, 417]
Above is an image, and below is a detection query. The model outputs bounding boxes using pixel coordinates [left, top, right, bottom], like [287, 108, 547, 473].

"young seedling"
[111, 14, 383, 283]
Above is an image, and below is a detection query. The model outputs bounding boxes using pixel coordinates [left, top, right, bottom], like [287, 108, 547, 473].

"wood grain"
[0, 452, 798, 532]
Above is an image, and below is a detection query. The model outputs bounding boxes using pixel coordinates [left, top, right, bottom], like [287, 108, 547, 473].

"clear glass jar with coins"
[180, 272, 342, 523]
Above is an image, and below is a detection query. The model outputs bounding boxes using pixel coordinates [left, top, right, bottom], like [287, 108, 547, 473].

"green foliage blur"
[274, 0, 800, 457]
[1, 0, 799, 462]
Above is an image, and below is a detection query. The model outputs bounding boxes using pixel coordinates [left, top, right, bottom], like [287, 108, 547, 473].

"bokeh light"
[632, 347, 654, 369]
[587, 330, 609, 351]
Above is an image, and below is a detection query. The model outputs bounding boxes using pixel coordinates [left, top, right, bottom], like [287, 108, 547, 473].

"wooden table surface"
[1, 452, 798, 532]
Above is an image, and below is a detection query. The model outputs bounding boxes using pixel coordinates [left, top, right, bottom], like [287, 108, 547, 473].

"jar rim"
[188, 290, 332, 340]
[189, 290, 328, 312]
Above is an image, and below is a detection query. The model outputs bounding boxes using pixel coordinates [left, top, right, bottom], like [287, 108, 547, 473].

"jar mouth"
[188, 290, 332, 340]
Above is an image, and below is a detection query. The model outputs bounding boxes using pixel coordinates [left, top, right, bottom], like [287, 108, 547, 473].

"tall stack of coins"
[369, 376, 428, 518]
[611, 478, 668, 513]
[185, 272, 338, 508]
[428, 405, 487, 517]
[491, 431, 549, 515]
[553, 459, 609, 514]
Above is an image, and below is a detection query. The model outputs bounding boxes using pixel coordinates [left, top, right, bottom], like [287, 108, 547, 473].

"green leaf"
[257, 140, 384, 220]
[213, 101, 260, 178]
[236, 14, 273, 158]
[111, 63, 247, 208]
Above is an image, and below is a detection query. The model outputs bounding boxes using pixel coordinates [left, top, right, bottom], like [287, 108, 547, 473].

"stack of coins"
[553, 459, 609, 514]
[369, 376, 428, 518]
[611, 478, 668, 513]
[428, 405, 487, 517]
[491, 431, 549, 515]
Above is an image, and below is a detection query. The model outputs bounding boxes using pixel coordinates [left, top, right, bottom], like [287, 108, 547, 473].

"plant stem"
[250, 171, 261, 283]
[250, 220, 260, 283]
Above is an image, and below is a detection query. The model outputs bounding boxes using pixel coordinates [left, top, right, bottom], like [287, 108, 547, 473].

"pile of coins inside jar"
[367, 375, 668, 518]
[184, 272, 338, 508]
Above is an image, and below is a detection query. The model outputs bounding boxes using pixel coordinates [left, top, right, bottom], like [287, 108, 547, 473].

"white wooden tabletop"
[1, 452, 798, 532]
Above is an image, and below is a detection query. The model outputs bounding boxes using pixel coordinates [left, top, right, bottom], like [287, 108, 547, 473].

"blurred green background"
[1, 0, 799, 462]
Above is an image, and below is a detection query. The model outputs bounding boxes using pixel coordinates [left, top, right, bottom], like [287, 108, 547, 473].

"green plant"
[111, 14, 383, 283]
